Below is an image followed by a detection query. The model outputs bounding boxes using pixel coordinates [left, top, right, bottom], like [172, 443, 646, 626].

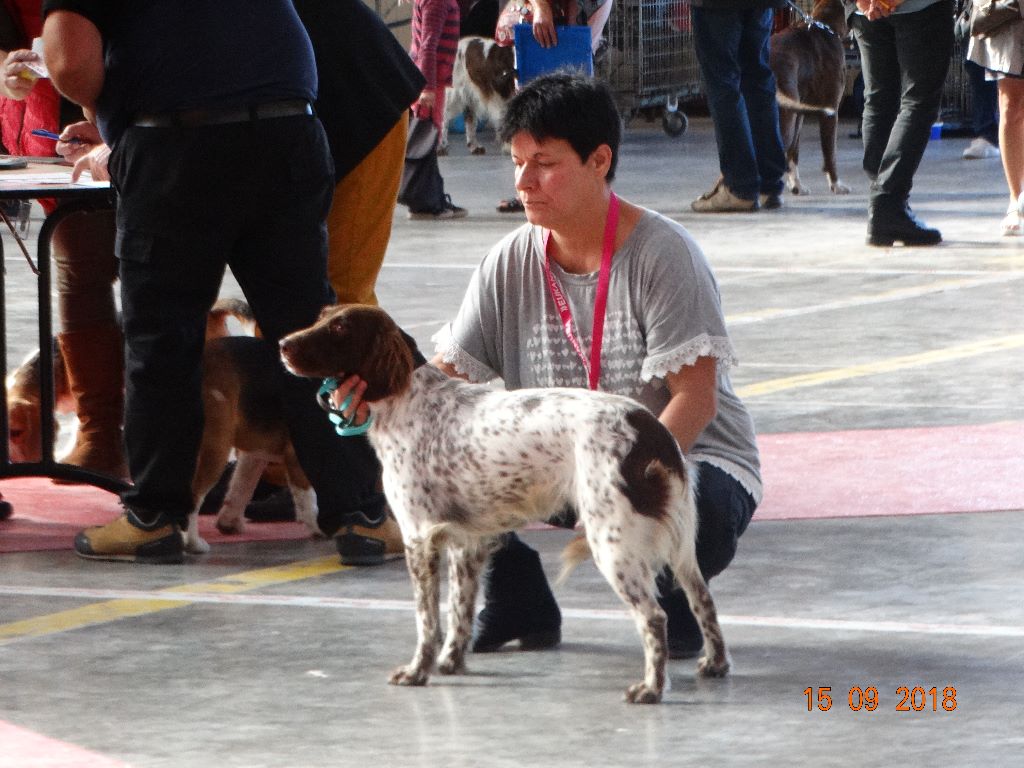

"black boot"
[656, 568, 705, 660]
[472, 533, 562, 652]
[867, 201, 942, 247]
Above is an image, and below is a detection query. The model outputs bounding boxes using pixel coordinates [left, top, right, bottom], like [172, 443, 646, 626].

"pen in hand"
[30, 128, 84, 144]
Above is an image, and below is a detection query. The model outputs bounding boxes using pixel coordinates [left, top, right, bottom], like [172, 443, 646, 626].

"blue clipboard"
[513, 24, 593, 84]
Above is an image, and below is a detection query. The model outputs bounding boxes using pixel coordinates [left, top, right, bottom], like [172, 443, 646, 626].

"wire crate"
[595, 0, 701, 136]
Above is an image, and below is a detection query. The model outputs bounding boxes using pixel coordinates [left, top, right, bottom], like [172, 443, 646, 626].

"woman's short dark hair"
[499, 71, 622, 182]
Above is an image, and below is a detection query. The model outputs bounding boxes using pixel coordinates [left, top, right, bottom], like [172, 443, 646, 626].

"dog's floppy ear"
[358, 316, 416, 402]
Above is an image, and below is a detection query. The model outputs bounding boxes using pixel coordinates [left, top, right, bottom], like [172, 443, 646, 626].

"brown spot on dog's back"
[617, 409, 685, 519]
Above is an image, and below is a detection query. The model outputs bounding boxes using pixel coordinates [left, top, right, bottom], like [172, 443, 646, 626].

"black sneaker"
[408, 194, 468, 220]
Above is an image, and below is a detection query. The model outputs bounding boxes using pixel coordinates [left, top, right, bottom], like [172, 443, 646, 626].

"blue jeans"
[691, 6, 786, 200]
[851, 0, 954, 209]
[966, 59, 999, 147]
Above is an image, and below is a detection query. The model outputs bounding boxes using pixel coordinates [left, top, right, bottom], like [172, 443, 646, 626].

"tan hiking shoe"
[74, 509, 184, 564]
[691, 181, 758, 213]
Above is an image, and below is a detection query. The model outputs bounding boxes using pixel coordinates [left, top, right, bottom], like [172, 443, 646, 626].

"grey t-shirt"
[435, 208, 762, 503]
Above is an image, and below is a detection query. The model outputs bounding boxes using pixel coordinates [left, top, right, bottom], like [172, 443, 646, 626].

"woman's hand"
[530, 0, 559, 48]
[329, 374, 371, 428]
[1, 49, 42, 100]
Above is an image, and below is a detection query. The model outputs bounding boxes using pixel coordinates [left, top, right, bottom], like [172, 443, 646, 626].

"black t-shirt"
[293, 0, 424, 181]
[41, 0, 318, 146]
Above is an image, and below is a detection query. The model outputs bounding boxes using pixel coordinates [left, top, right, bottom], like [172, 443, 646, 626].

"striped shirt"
[410, 0, 461, 90]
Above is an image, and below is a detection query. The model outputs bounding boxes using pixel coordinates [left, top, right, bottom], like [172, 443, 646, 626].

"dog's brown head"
[812, 0, 849, 39]
[279, 304, 415, 402]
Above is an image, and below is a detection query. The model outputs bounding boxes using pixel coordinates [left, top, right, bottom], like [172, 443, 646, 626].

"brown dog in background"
[5, 298, 254, 466]
[770, 0, 851, 196]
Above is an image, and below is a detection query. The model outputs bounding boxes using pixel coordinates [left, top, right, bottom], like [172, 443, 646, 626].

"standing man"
[848, 0, 953, 246]
[689, 0, 788, 213]
[41, 1, 391, 564]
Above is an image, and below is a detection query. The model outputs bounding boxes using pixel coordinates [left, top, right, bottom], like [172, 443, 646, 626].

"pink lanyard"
[542, 192, 620, 391]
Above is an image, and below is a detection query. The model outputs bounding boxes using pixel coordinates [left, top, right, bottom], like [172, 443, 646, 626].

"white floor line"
[3, 586, 1021, 639]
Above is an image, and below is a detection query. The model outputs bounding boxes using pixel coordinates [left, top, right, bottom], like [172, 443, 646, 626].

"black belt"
[132, 99, 312, 128]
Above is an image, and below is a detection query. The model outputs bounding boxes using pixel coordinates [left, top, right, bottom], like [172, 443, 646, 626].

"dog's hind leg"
[390, 536, 443, 687]
[668, 554, 730, 678]
[585, 523, 667, 704]
[819, 111, 850, 194]
[437, 541, 490, 675]
[214, 451, 268, 536]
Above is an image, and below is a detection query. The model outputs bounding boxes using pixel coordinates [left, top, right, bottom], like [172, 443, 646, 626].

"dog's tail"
[775, 92, 836, 117]
[556, 534, 592, 586]
[207, 298, 258, 340]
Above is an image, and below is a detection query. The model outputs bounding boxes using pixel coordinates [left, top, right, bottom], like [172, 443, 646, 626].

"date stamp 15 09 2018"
[804, 686, 958, 713]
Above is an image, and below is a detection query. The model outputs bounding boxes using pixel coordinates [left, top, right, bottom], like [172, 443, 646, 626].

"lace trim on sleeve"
[641, 333, 738, 382]
[430, 324, 499, 383]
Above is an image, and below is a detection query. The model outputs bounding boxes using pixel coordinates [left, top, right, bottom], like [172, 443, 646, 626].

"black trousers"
[109, 113, 385, 531]
[851, 0, 954, 210]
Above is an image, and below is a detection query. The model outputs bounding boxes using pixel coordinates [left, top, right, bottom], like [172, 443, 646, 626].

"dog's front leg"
[437, 542, 489, 675]
[389, 539, 443, 687]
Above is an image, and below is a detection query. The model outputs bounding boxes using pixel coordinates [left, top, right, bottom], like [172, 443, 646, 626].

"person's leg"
[870, 0, 953, 211]
[228, 115, 390, 552]
[75, 124, 245, 563]
[51, 208, 126, 480]
[472, 531, 562, 652]
[326, 114, 407, 305]
[965, 59, 1000, 149]
[690, 6, 760, 202]
[656, 463, 755, 658]
[851, 14, 901, 183]
[738, 7, 786, 199]
[997, 75, 1024, 234]
[998, 76, 1024, 205]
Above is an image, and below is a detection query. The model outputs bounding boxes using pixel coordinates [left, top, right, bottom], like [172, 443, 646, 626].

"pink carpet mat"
[755, 421, 1024, 521]
[2, 421, 1022, 552]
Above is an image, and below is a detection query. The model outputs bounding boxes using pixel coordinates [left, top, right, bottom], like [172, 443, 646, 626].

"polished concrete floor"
[1, 114, 1023, 767]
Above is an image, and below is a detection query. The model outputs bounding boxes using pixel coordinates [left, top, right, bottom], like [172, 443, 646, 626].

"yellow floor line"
[737, 334, 1024, 399]
[0, 556, 346, 644]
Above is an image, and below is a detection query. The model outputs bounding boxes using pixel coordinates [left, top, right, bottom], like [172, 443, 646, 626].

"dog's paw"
[388, 665, 430, 687]
[182, 534, 211, 555]
[624, 682, 663, 704]
[696, 655, 730, 678]
[831, 181, 851, 195]
[215, 516, 244, 536]
[437, 652, 467, 676]
[469, 145, 486, 156]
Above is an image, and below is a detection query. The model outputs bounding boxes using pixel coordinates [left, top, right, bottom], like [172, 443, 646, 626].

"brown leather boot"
[54, 326, 129, 482]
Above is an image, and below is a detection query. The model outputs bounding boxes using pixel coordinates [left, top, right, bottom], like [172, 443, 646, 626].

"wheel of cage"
[595, 0, 701, 140]
[662, 97, 688, 136]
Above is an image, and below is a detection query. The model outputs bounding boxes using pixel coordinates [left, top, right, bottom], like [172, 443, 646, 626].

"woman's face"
[510, 132, 609, 230]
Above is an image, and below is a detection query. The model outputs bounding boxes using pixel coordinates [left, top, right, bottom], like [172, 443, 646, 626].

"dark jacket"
[294, 0, 425, 182]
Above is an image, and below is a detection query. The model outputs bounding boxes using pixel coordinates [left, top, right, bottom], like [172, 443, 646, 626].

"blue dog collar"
[317, 377, 373, 437]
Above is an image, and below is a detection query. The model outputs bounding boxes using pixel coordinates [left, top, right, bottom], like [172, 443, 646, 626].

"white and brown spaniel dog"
[279, 304, 729, 703]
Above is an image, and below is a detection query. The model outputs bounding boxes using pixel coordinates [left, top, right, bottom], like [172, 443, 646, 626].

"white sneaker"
[691, 180, 758, 213]
[962, 137, 1000, 160]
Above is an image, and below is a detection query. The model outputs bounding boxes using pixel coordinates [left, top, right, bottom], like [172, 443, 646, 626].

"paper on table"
[0, 170, 108, 188]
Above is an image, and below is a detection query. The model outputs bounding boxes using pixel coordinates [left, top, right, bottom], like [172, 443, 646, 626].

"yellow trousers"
[325, 114, 408, 305]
